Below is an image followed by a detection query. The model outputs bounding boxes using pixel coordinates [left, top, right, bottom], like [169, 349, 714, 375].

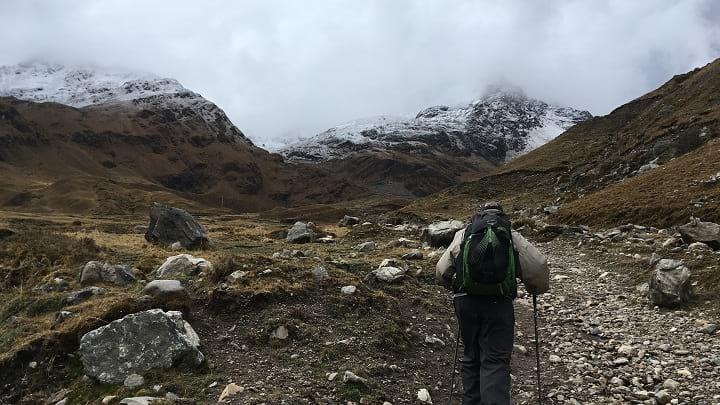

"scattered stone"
[327, 372, 338, 381]
[143, 280, 191, 312]
[156, 254, 212, 278]
[401, 250, 423, 260]
[543, 205, 560, 214]
[663, 379, 680, 391]
[318, 235, 335, 243]
[80, 261, 137, 286]
[271, 325, 289, 340]
[34, 277, 70, 293]
[549, 355, 561, 363]
[64, 286, 105, 305]
[688, 242, 711, 251]
[638, 158, 659, 174]
[124, 374, 145, 389]
[613, 357, 629, 366]
[655, 390, 671, 404]
[421, 220, 465, 247]
[424, 336, 444, 346]
[338, 215, 360, 227]
[372, 266, 406, 283]
[53, 311, 75, 327]
[356, 241, 376, 252]
[699, 323, 718, 335]
[144, 203, 209, 249]
[286, 222, 316, 243]
[227, 270, 247, 283]
[648, 259, 692, 307]
[311, 265, 329, 281]
[417, 388, 433, 403]
[101, 396, 117, 404]
[340, 285, 357, 295]
[218, 383, 243, 402]
[342, 370, 367, 385]
[678, 218, 720, 249]
[170, 241, 183, 250]
[387, 238, 418, 248]
[78, 309, 204, 383]
[118, 397, 163, 405]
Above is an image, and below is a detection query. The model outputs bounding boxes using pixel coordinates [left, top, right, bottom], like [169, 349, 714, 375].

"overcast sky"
[1, 0, 719, 145]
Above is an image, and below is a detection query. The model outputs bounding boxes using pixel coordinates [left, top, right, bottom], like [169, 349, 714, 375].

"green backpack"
[452, 210, 518, 298]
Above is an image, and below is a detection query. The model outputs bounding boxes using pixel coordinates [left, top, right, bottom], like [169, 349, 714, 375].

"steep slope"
[404, 58, 720, 227]
[0, 63, 364, 214]
[280, 88, 590, 196]
[0, 62, 249, 144]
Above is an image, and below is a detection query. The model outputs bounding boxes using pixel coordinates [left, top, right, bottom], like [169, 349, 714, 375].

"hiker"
[436, 202, 549, 405]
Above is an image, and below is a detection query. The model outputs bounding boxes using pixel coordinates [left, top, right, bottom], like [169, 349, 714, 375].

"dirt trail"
[191, 236, 719, 404]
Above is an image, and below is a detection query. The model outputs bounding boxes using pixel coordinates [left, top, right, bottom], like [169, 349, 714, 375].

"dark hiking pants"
[454, 295, 514, 405]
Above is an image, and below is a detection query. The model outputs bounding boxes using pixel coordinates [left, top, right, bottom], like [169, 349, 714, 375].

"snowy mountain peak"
[0, 62, 250, 144]
[280, 88, 591, 163]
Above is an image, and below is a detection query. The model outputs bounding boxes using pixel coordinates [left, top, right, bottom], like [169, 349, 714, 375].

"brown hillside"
[0, 97, 365, 214]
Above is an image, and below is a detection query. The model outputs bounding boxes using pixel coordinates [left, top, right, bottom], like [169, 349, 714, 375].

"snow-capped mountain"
[0, 62, 249, 144]
[281, 88, 591, 163]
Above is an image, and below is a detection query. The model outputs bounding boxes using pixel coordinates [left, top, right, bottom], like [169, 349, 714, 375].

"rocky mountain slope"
[405, 58, 720, 228]
[0, 62, 249, 144]
[279, 89, 590, 196]
[0, 63, 366, 213]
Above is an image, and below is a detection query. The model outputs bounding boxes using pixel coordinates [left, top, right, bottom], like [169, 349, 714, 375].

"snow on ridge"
[280, 89, 591, 163]
[0, 62, 249, 144]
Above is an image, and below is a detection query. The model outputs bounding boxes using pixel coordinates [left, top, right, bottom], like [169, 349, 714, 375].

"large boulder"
[156, 254, 212, 278]
[648, 259, 692, 307]
[421, 220, 465, 247]
[80, 261, 136, 286]
[678, 218, 720, 249]
[78, 309, 204, 383]
[144, 203, 209, 249]
[286, 222, 316, 243]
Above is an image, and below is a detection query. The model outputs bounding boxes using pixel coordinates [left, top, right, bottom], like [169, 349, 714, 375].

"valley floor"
[0, 211, 718, 404]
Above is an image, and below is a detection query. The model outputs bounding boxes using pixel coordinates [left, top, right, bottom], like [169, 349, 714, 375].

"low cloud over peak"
[1, 0, 718, 145]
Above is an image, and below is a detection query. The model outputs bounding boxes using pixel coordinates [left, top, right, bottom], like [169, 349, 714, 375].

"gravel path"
[511, 240, 720, 404]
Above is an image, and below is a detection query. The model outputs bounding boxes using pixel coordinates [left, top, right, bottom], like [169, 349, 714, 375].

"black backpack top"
[452, 209, 519, 298]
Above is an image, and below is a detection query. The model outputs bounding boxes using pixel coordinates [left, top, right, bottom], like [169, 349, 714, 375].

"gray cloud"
[1, 0, 718, 145]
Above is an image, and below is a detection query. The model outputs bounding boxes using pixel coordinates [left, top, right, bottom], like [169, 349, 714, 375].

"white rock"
[124, 374, 145, 389]
[340, 285, 357, 295]
[417, 388, 433, 403]
[342, 370, 367, 384]
[218, 383, 243, 402]
[271, 325, 289, 340]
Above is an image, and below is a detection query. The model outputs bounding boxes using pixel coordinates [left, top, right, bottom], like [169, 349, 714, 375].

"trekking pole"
[448, 321, 460, 405]
[533, 294, 542, 404]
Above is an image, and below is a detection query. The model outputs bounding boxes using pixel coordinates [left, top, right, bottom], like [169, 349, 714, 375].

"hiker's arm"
[435, 229, 464, 290]
[512, 230, 550, 295]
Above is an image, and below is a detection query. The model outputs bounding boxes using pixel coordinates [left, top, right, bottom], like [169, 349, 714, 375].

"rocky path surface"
[513, 239, 720, 404]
